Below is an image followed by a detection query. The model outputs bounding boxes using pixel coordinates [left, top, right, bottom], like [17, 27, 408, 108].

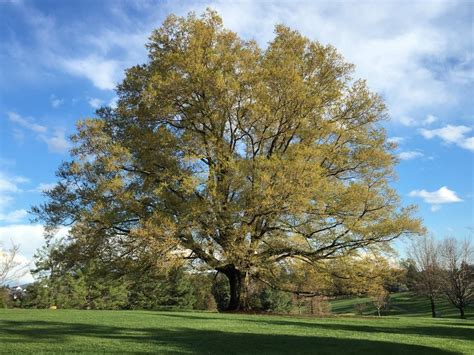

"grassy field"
[0, 308, 473, 354]
[330, 292, 474, 318]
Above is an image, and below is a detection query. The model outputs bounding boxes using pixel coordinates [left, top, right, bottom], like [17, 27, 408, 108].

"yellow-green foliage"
[33, 10, 423, 309]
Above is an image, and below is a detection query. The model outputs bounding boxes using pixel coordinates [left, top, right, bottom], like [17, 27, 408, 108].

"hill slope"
[330, 292, 473, 318]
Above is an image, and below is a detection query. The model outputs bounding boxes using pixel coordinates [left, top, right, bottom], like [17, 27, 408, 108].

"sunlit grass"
[330, 292, 473, 319]
[0, 308, 472, 354]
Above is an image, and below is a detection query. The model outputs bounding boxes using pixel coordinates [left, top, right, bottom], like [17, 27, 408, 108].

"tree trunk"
[430, 297, 436, 318]
[460, 307, 465, 319]
[219, 265, 246, 311]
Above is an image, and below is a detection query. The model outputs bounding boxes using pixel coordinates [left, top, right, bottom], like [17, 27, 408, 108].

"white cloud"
[61, 56, 119, 90]
[430, 205, 442, 212]
[50, 94, 64, 108]
[41, 129, 70, 154]
[0, 173, 30, 223]
[420, 125, 470, 142]
[0, 176, 21, 194]
[448, 53, 474, 85]
[398, 116, 416, 126]
[0, 224, 70, 284]
[422, 114, 438, 126]
[420, 125, 474, 152]
[397, 151, 423, 160]
[0, 196, 13, 208]
[459, 137, 474, 151]
[14, 176, 29, 184]
[409, 186, 463, 209]
[0, 172, 29, 194]
[7, 112, 47, 134]
[4, 1, 472, 122]
[399, 114, 438, 127]
[0, 225, 46, 258]
[0, 209, 28, 223]
[32, 183, 56, 193]
[88, 97, 103, 109]
[0, 245, 31, 285]
[8, 111, 70, 154]
[187, 1, 470, 122]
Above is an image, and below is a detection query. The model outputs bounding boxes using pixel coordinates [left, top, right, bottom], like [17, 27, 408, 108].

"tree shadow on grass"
[146, 312, 474, 341]
[434, 321, 474, 327]
[0, 319, 461, 354]
[236, 318, 474, 341]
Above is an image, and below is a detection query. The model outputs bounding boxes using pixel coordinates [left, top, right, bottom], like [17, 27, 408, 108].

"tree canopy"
[33, 9, 423, 310]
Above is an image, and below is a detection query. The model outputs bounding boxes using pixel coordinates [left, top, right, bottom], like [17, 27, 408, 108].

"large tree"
[33, 10, 422, 311]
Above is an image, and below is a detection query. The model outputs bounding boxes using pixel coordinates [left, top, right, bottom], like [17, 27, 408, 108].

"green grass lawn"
[0, 308, 473, 354]
[330, 292, 474, 318]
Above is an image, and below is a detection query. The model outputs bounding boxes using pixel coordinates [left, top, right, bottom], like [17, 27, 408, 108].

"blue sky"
[0, 0, 473, 282]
